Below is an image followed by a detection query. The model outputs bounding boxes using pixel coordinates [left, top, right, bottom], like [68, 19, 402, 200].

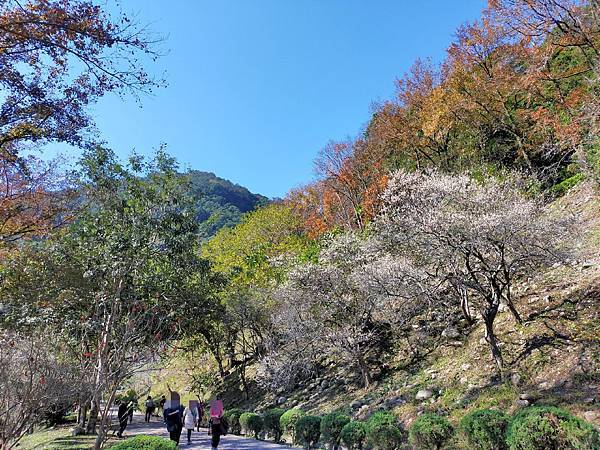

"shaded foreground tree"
[0, 147, 213, 449]
[0, 332, 83, 450]
[378, 170, 569, 373]
[67, 148, 210, 449]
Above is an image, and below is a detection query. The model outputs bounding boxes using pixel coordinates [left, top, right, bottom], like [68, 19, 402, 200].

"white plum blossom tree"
[377, 170, 569, 373]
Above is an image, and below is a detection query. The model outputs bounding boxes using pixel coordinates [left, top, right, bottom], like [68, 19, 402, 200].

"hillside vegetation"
[0, 1, 599, 450]
[189, 170, 268, 238]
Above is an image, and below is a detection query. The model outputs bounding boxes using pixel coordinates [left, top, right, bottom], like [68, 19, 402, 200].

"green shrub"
[223, 408, 243, 434]
[366, 411, 403, 450]
[506, 405, 600, 450]
[321, 412, 351, 449]
[340, 421, 368, 450]
[280, 408, 306, 442]
[550, 172, 584, 197]
[460, 409, 510, 450]
[296, 415, 322, 449]
[110, 435, 176, 450]
[263, 408, 286, 442]
[409, 413, 453, 450]
[239, 412, 263, 439]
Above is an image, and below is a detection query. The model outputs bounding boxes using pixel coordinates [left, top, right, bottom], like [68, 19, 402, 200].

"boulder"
[70, 426, 85, 437]
[441, 327, 460, 339]
[519, 392, 533, 400]
[584, 411, 599, 422]
[460, 363, 471, 371]
[277, 396, 287, 405]
[351, 400, 364, 409]
[511, 373, 522, 386]
[385, 396, 405, 408]
[516, 399, 530, 407]
[415, 389, 433, 401]
[538, 381, 552, 390]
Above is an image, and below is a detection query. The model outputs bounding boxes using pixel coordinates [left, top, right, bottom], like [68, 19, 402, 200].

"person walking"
[144, 396, 155, 422]
[164, 393, 184, 446]
[209, 396, 226, 450]
[158, 395, 166, 417]
[183, 401, 198, 445]
[117, 401, 129, 438]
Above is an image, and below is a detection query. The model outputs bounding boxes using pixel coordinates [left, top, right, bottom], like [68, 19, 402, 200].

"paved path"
[121, 412, 295, 450]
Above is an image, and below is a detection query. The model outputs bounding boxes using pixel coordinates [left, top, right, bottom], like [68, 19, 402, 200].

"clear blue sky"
[87, 0, 485, 198]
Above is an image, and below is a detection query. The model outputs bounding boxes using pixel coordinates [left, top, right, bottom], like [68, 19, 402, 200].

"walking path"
[122, 412, 295, 450]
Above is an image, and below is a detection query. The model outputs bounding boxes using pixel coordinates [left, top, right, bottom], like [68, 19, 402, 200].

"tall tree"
[0, 0, 162, 160]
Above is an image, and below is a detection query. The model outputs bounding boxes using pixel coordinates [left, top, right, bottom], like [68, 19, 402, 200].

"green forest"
[0, 1, 599, 449]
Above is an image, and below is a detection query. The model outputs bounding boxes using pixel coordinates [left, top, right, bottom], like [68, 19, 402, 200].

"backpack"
[220, 416, 229, 435]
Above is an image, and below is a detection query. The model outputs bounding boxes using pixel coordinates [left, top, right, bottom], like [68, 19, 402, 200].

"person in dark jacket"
[164, 392, 184, 445]
[144, 396, 155, 422]
[117, 401, 130, 438]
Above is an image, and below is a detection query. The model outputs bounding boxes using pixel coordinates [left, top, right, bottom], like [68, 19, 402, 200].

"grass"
[16, 426, 120, 450]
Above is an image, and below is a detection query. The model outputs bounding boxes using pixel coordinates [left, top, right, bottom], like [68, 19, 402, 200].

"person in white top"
[183, 401, 199, 445]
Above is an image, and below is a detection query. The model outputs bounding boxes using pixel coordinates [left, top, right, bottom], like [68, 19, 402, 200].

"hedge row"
[221, 405, 598, 449]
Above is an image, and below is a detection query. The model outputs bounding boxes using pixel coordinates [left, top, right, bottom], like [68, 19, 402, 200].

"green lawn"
[16, 426, 120, 450]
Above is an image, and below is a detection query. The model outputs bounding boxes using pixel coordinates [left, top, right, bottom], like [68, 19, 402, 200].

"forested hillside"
[1, 1, 599, 450]
[188, 170, 269, 238]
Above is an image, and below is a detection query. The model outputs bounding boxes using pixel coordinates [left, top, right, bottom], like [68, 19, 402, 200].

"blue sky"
[86, 0, 485, 198]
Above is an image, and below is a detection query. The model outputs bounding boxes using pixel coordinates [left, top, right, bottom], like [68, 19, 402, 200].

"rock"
[70, 426, 85, 437]
[320, 380, 329, 389]
[516, 399, 530, 407]
[277, 396, 287, 405]
[415, 389, 433, 401]
[442, 327, 460, 339]
[351, 400, 364, 409]
[584, 411, 599, 422]
[519, 392, 533, 400]
[582, 261, 593, 269]
[385, 396, 405, 408]
[538, 381, 552, 390]
[461, 363, 472, 371]
[511, 373, 522, 386]
[583, 397, 595, 404]
[459, 377, 469, 385]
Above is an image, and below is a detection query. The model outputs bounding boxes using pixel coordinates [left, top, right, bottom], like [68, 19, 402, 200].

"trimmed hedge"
[239, 412, 263, 439]
[321, 412, 351, 449]
[460, 409, 510, 450]
[506, 406, 600, 450]
[110, 435, 176, 450]
[280, 408, 306, 442]
[296, 415, 322, 449]
[263, 408, 286, 442]
[409, 413, 453, 450]
[340, 421, 367, 450]
[366, 411, 403, 450]
[223, 408, 243, 435]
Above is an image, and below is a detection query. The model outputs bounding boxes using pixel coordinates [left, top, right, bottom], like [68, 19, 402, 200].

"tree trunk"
[483, 312, 503, 375]
[78, 401, 89, 428]
[239, 362, 250, 400]
[460, 287, 475, 324]
[357, 354, 372, 387]
[86, 398, 100, 434]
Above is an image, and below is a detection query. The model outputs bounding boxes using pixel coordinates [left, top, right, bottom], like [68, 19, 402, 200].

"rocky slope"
[223, 182, 599, 430]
